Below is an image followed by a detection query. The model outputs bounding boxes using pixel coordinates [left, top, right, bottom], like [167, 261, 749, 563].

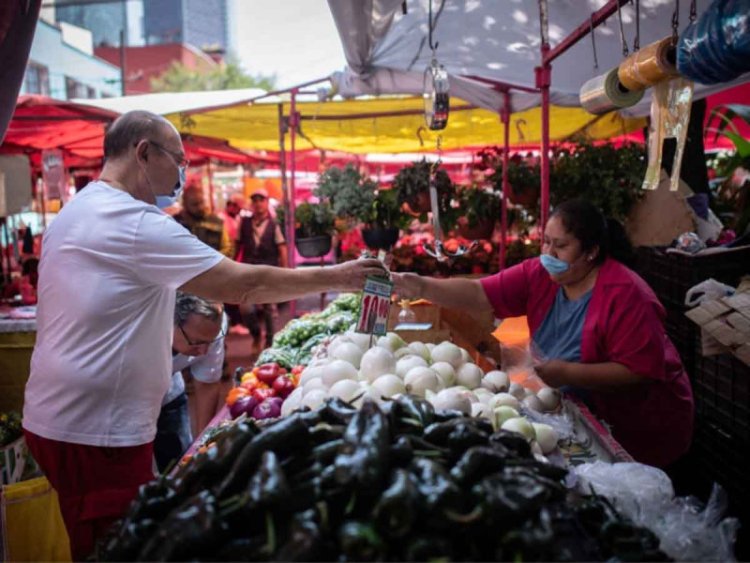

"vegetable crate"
[635, 245, 750, 378]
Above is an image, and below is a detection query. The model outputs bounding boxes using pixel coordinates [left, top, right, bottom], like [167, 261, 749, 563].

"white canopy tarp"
[327, 0, 749, 115]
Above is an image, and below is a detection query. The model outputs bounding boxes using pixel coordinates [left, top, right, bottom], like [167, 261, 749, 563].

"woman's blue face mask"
[540, 253, 570, 275]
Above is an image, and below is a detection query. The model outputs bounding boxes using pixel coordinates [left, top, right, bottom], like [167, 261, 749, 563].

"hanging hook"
[633, 0, 640, 51]
[671, 0, 680, 44]
[589, 15, 599, 70]
[428, 0, 442, 52]
[616, 0, 629, 57]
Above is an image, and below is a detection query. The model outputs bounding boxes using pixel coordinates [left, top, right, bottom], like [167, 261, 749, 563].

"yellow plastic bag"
[1, 476, 71, 562]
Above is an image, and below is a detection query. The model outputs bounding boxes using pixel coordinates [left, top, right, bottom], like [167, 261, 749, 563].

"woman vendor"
[392, 199, 694, 468]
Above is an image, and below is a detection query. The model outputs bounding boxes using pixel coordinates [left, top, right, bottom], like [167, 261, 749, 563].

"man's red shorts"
[24, 430, 154, 561]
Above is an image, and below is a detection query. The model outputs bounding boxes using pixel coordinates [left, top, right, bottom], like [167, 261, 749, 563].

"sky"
[229, 0, 347, 90]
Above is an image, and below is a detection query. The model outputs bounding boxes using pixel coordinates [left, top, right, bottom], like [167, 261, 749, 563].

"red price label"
[356, 276, 393, 336]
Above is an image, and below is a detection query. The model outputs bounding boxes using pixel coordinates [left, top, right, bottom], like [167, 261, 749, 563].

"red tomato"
[272, 375, 296, 399]
[251, 387, 276, 402]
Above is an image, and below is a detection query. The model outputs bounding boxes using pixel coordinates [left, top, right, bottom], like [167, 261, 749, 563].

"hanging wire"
[689, 0, 698, 23]
[590, 15, 599, 69]
[428, 0, 439, 52]
[616, 0, 629, 57]
[671, 0, 680, 43]
[633, 0, 640, 51]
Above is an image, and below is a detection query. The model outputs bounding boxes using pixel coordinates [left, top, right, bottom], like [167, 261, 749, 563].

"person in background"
[22, 110, 386, 560]
[155, 292, 227, 473]
[234, 188, 288, 353]
[174, 183, 233, 257]
[393, 199, 694, 469]
[219, 193, 244, 244]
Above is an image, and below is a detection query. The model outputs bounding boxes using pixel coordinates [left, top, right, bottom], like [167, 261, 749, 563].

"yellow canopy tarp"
[165, 96, 645, 155]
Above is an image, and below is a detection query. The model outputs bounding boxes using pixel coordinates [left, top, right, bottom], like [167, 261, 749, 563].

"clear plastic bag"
[575, 461, 740, 561]
[685, 278, 736, 307]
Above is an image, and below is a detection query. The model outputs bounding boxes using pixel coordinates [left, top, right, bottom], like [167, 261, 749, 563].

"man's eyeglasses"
[149, 141, 190, 168]
[178, 321, 226, 347]
[251, 195, 267, 202]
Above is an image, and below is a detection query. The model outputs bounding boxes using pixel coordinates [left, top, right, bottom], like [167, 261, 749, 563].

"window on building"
[65, 76, 87, 100]
[86, 86, 96, 99]
[24, 63, 50, 96]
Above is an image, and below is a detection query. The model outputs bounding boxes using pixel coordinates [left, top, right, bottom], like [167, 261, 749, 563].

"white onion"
[303, 378, 328, 394]
[430, 341, 464, 369]
[394, 347, 413, 360]
[537, 387, 562, 411]
[481, 370, 509, 393]
[492, 405, 519, 430]
[408, 341, 432, 362]
[501, 417, 536, 441]
[530, 441, 543, 456]
[404, 367, 440, 396]
[509, 382, 526, 399]
[522, 395, 545, 412]
[456, 362, 483, 389]
[431, 388, 472, 414]
[524, 388, 536, 398]
[460, 347, 473, 364]
[370, 374, 406, 400]
[426, 343, 435, 351]
[329, 379, 363, 403]
[472, 402, 492, 419]
[377, 332, 407, 352]
[431, 362, 456, 388]
[343, 331, 374, 350]
[299, 365, 325, 385]
[332, 342, 364, 369]
[321, 359, 358, 388]
[301, 389, 327, 410]
[473, 388, 494, 404]
[359, 346, 396, 383]
[532, 423, 559, 454]
[396, 355, 428, 378]
[488, 392, 520, 410]
[280, 386, 304, 417]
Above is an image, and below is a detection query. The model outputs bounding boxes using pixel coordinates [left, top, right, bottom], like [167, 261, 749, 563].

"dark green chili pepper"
[409, 457, 463, 516]
[391, 394, 435, 432]
[248, 451, 291, 509]
[333, 399, 390, 490]
[319, 397, 358, 425]
[217, 414, 310, 498]
[136, 490, 226, 561]
[450, 446, 507, 485]
[389, 435, 414, 467]
[100, 518, 158, 561]
[275, 509, 323, 561]
[489, 429, 533, 458]
[309, 422, 346, 444]
[338, 521, 385, 561]
[404, 534, 452, 562]
[372, 468, 420, 539]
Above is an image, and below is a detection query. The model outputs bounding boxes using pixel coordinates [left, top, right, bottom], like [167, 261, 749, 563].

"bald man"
[22, 110, 386, 559]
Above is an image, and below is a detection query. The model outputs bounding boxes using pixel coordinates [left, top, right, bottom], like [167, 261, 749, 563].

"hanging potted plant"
[489, 154, 541, 208]
[393, 158, 455, 215]
[456, 186, 500, 240]
[315, 164, 376, 228]
[360, 188, 410, 250]
[294, 201, 336, 258]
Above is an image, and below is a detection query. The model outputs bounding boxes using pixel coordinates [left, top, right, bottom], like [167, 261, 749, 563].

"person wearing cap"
[174, 183, 233, 257]
[235, 188, 287, 352]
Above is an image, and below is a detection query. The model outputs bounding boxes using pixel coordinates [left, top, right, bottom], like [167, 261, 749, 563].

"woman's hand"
[535, 359, 574, 388]
[391, 272, 423, 300]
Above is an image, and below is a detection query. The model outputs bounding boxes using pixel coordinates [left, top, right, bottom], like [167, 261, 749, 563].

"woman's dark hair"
[550, 199, 635, 268]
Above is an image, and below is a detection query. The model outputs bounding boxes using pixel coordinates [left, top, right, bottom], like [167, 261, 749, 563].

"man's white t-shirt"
[23, 181, 224, 447]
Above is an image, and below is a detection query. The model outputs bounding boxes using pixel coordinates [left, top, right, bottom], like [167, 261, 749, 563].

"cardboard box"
[685, 277, 750, 366]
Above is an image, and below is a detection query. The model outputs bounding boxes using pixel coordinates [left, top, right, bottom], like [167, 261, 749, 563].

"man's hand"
[331, 259, 389, 292]
[391, 272, 423, 300]
[535, 359, 574, 388]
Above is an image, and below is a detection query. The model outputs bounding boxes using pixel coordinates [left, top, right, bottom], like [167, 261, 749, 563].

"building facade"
[20, 19, 121, 100]
[144, 0, 229, 51]
[54, 0, 145, 47]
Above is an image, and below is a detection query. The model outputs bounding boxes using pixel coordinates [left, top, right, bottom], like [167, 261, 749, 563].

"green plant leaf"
[721, 130, 750, 158]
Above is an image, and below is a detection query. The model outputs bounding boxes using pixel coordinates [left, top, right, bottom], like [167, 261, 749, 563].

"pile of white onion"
[281, 331, 563, 455]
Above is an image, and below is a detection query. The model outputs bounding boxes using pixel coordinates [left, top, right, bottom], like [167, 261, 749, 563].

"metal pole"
[537, 0, 551, 230]
[289, 88, 298, 271]
[119, 29, 126, 96]
[206, 160, 215, 213]
[500, 91, 510, 269]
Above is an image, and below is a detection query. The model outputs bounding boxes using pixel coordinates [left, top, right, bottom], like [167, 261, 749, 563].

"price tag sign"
[356, 276, 394, 336]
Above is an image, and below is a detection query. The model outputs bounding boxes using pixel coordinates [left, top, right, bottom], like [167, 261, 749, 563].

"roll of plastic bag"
[618, 37, 680, 91]
[579, 66, 644, 115]
[677, 0, 750, 84]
